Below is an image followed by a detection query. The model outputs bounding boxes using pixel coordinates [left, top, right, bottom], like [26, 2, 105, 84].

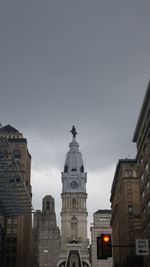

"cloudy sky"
[0, 1, 150, 233]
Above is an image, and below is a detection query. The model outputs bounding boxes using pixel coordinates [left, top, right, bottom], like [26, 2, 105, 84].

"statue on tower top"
[70, 125, 77, 138]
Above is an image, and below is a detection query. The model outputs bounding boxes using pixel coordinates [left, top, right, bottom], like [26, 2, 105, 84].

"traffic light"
[102, 234, 112, 258]
[97, 234, 112, 259]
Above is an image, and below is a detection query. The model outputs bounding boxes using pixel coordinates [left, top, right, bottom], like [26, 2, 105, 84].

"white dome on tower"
[61, 126, 87, 193]
[63, 137, 85, 177]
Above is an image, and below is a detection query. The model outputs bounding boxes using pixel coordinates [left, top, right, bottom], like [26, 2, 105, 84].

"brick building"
[110, 159, 143, 267]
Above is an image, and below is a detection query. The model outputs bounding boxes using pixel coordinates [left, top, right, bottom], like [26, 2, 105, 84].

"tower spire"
[58, 127, 90, 267]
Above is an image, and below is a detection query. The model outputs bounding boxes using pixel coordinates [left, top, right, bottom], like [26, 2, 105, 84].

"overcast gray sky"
[0, 1, 150, 233]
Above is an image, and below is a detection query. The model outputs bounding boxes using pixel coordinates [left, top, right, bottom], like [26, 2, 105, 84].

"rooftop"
[94, 209, 111, 214]
[0, 124, 19, 133]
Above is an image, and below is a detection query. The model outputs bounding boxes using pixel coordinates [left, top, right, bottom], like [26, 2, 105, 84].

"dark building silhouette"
[0, 124, 32, 267]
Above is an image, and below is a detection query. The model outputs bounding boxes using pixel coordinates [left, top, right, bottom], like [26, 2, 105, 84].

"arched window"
[0, 150, 8, 159]
[72, 199, 77, 209]
[71, 217, 77, 240]
[124, 170, 128, 177]
[13, 150, 21, 160]
[132, 170, 137, 177]
[128, 170, 132, 177]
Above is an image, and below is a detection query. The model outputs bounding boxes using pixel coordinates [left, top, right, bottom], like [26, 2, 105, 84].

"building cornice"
[110, 159, 136, 202]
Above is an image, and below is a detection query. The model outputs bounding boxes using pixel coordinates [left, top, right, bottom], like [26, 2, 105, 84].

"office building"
[110, 159, 143, 267]
[133, 81, 150, 267]
[0, 125, 32, 267]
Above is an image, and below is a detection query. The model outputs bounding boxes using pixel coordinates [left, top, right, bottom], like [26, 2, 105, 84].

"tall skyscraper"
[32, 195, 60, 267]
[0, 125, 32, 267]
[90, 210, 112, 267]
[58, 126, 90, 267]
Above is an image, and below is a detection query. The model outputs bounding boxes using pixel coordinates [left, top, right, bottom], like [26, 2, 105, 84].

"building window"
[13, 150, 21, 160]
[128, 170, 132, 177]
[133, 170, 137, 177]
[145, 162, 149, 171]
[0, 151, 5, 159]
[13, 229, 17, 234]
[124, 170, 128, 177]
[146, 181, 150, 190]
[72, 199, 77, 209]
[128, 193, 132, 203]
[127, 182, 132, 190]
[46, 201, 50, 210]
[140, 173, 144, 182]
[71, 217, 77, 240]
[1, 150, 8, 159]
[140, 155, 143, 163]
[142, 191, 145, 199]
[13, 219, 18, 224]
[128, 205, 133, 214]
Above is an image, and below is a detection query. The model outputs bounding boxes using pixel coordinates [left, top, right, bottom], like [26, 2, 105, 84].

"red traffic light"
[103, 235, 110, 243]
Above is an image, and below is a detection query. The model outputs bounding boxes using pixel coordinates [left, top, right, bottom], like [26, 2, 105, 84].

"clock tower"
[58, 126, 90, 267]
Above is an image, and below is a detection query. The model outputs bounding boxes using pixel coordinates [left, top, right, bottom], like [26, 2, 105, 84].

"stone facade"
[58, 127, 90, 267]
[32, 195, 60, 267]
[110, 159, 143, 267]
[90, 210, 112, 267]
[133, 81, 150, 267]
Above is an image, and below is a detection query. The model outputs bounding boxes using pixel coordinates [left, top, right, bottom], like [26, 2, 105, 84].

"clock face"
[70, 181, 78, 189]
